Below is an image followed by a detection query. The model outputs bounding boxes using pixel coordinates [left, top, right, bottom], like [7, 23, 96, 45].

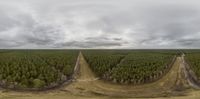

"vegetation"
[83, 50, 127, 77]
[83, 50, 177, 84]
[0, 50, 78, 89]
[185, 51, 200, 80]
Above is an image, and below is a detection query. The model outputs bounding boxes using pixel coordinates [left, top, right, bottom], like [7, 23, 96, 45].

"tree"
[33, 79, 45, 88]
[62, 65, 72, 76]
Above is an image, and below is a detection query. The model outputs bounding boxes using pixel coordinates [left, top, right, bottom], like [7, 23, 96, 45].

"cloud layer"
[0, 0, 200, 49]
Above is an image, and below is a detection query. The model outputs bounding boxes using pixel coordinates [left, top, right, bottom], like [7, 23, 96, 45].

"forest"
[0, 50, 78, 89]
[83, 50, 177, 84]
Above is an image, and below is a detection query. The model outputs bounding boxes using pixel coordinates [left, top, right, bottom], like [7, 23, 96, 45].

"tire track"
[181, 54, 200, 89]
[64, 53, 189, 98]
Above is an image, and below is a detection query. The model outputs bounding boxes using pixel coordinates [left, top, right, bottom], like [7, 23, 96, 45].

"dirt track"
[61, 52, 195, 97]
[1, 52, 200, 99]
[181, 54, 200, 89]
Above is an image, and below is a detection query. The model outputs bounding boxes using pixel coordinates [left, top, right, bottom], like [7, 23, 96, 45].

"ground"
[1, 52, 200, 99]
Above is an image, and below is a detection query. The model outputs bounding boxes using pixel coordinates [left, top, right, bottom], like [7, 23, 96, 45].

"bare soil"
[1, 52, 200, 99]
[62, 53, 190, 98]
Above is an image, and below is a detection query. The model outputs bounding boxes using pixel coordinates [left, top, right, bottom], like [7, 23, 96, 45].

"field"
[0, 49, 200, 99]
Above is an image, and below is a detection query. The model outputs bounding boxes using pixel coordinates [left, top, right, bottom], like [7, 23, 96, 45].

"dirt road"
[181, 54, 200, 89]
[62, 53, 192, 98]
[1, 52, 200, 99]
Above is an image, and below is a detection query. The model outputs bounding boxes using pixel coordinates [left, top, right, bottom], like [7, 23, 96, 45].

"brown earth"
[1, 52, 200, 99]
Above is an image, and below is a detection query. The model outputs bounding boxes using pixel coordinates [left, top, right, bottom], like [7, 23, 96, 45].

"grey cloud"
[86, 36, 110, 41]
[53, 34, 126, 48]
[1, 0, 200, 48]
[0, 39, 24, 48]
[55, 35, 125, 48]
[175, 38, 200, 47]
[113, 38, 122, 41]
[0, 10, 65, 48]
[55, 41, 123, 48]
[21, 24, 64, 46]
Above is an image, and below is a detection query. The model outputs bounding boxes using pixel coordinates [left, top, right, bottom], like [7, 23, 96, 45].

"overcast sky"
[0, 0, 200, 49]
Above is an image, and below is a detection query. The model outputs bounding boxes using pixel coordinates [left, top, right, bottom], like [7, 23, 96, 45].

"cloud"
[55, 36, 125, 48]
[0, 0, 200, 49]
[56, 41, 123, 48]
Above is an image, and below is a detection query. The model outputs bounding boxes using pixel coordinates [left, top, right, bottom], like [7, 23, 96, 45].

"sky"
[0, 0, 200, 49]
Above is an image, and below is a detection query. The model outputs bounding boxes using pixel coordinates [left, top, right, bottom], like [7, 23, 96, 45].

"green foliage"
[0, 50, 78, 89]
[83, 50, 176, 84]
[185, 51, 200, 79]
[110, 52, 174, 84]
[83, 50, 127, 77]
[33, 79, 46, 88]
[62, 65, 73, 75]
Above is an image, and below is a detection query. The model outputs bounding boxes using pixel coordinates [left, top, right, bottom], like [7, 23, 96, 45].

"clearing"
[1, 52, 200, 99]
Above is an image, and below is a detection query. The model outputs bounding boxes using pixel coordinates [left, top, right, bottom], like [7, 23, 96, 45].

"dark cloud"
[113, 38, 122, 41]
[55, 40, 123, 48]
[55, 35, 125, 48]
[21, 24, 64, 46]
[175, 38, 200, 47]
[86, 36, 110, 41]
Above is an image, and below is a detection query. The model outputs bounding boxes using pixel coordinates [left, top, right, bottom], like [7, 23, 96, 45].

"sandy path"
[181, 54, 200, 89]
[62, 53, 191, 98]
[1, 52, 200, 99]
